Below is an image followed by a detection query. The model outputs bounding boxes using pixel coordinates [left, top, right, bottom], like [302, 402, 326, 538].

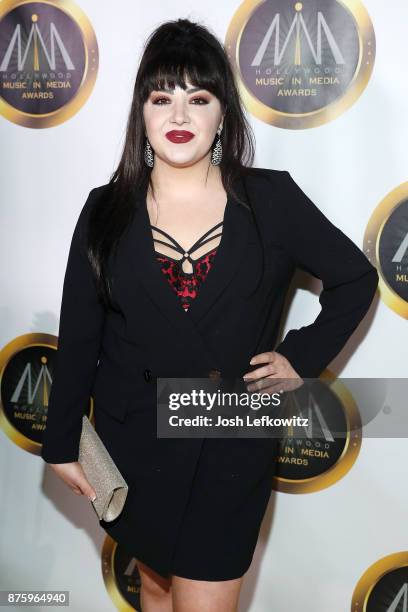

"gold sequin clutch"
[78, 415, 128, 522]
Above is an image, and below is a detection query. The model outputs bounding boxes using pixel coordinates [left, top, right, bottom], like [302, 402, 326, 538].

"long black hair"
[88, 17, 264, 315]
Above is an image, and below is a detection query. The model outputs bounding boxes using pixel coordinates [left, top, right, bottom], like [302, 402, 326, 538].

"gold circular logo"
[273, 372, 362, 493]
[364, 182, 408, 319]
[225, 0, 375, 128]
[0, 333, 93, 455]
[0, 0, 99, 128]
[351, 551, 408, 610]
[101, 536, 142, 611]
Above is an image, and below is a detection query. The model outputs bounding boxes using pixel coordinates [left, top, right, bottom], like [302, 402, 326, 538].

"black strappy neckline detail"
[150, 221, 223, 266]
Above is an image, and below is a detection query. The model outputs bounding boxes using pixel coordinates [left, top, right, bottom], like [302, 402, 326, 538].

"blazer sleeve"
[41, 189, 106, 463]
[273, 170, 379, 378]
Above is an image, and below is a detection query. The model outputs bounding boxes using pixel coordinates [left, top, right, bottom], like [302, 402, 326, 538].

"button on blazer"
[41, 167, 379, 464]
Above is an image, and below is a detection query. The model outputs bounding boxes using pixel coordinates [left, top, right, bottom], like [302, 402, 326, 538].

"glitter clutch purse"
[78, 415, 128, 522]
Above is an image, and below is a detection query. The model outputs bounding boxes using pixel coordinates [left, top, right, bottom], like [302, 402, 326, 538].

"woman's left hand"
[242, 351, 303, 394]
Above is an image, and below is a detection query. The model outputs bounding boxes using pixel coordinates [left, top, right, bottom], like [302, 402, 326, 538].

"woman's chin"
[159, 154, 203, 168]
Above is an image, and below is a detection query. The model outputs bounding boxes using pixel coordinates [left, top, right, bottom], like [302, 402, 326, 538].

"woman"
[41, 18, 379, 612]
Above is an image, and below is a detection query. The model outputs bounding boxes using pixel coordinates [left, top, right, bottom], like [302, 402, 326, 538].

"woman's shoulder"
[245, 165, 287, 176]
[88, 182, 114, 199]
[82, 182, 115, 211]
[73, 182, 114, 230]
[240, 166, 290, 190]
[237, 166, 297, 207]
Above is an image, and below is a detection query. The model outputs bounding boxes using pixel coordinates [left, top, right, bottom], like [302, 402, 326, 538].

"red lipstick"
[165, 130, 195, 143]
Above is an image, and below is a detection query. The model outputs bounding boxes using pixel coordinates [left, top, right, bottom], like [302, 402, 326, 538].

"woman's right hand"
[48, 462, 97, 500]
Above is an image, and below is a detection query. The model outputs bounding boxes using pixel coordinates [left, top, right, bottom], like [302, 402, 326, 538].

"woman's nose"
[170, 99, 190, 124]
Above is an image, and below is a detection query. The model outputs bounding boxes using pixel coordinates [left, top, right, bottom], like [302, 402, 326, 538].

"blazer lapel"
[126, 173, 251, 337]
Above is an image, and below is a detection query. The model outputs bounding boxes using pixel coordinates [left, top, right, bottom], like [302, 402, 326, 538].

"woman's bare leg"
[171, 574, 245, 612]
[135, 558, 173, 612]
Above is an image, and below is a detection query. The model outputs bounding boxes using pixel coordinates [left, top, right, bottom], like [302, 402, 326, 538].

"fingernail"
[89, 495, 96, 502]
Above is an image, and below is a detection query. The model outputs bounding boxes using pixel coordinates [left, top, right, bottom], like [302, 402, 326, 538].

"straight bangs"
[139, 51, 227, 110]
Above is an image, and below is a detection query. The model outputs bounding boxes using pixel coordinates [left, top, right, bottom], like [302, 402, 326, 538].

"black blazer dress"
[41, 167, 379, 580]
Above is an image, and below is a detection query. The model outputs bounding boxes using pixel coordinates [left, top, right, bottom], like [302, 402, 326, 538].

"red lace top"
[151, 222, 223, 312]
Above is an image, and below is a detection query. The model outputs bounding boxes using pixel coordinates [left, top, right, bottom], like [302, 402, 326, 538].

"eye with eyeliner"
[150, 95, 210, 105]
[192, 97, 210, 104]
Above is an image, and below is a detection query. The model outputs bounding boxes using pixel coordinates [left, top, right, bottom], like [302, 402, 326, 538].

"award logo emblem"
[225, 0, 375, 128]
[0, 0, 99, 128]
[364, 183, 408, 319]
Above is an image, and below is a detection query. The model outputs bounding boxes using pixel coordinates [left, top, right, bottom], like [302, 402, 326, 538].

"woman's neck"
[149, 157, 222, 199]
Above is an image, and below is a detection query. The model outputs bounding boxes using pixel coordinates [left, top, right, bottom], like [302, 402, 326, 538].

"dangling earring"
[144, 137, 154, 167]
[211, 126, 223, 166]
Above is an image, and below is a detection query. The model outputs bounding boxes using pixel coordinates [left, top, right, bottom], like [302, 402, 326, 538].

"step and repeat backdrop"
[1, 1, 407, 610]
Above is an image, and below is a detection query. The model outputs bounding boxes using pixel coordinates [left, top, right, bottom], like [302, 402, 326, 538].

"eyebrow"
[152, 86, 206, 94]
